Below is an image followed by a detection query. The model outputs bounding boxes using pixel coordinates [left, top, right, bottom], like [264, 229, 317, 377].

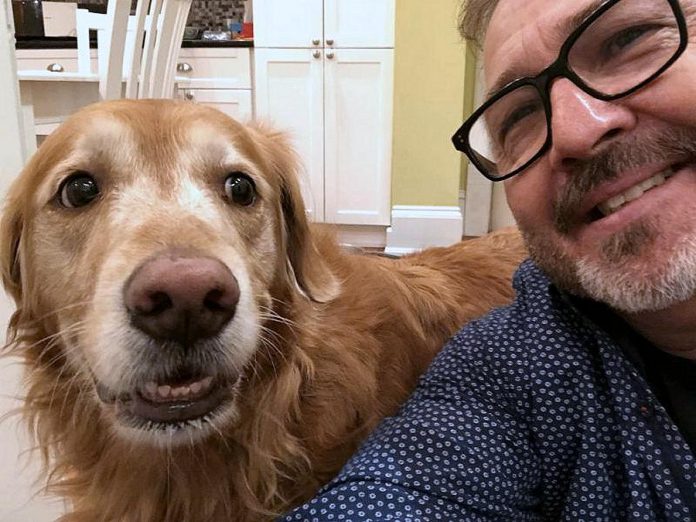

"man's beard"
[521, 126, 696, 313]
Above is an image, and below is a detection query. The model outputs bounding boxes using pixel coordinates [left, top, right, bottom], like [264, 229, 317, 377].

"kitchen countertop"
[15, 36, 253, 49]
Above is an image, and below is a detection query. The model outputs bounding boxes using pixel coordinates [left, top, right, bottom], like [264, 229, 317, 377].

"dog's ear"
[0, 181, 25, 306]
[251, 123, 339, 303]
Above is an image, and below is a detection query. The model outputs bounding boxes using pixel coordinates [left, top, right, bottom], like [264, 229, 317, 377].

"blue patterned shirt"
[283, 260, 696, 521]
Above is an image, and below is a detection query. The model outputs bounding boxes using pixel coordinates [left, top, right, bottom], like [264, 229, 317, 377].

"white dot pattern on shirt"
[282, 261, 696, 521]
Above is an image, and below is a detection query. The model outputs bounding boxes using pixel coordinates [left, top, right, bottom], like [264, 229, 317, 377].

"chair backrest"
[75, 0, 192, 100]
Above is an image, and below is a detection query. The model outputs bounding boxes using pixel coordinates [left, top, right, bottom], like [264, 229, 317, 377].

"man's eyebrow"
[554, 0, 606, 47]
[486, 0, 606, 99]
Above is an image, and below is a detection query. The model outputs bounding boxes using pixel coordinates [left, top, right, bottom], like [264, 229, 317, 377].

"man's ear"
[251, 123, 339, 303]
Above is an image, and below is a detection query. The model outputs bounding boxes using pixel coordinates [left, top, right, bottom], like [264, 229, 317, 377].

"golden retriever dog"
[1, 99, 526, 521]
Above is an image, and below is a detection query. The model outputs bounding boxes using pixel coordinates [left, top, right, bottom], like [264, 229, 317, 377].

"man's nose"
[547, 78, 637, 171]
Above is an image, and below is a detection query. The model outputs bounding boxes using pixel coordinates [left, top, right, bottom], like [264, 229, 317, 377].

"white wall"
[464, 56, 516, 236]
[0, 0, 65, 519]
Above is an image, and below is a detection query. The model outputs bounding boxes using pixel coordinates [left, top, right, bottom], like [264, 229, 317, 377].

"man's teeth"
[597, 168, 674, 217]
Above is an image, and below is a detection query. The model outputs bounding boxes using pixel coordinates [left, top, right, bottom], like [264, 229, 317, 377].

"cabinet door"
[254, 48, 325, 222]
[324, 0, 395, 48]
[324, 48, 393, 225]
[253, 0, 323, 48]
[178, 89, 253, 121]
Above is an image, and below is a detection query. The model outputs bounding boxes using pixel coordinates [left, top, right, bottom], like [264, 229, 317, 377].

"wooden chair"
[75, 0, 193, 100]
[17, 0, 192, 138]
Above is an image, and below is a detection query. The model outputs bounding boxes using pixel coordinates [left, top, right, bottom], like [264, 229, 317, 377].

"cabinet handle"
[326, 51, 335, 60]
[312, 38, 320, 46]
[177, 62, 193, 73]
[46, 63, 64, 72]
[312, 50, 321, 59]
[326, 38, 334, 46]
[184, 91, 195, 101]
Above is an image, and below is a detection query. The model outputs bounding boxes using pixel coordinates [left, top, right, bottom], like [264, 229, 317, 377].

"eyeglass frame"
[451, 0, 689, 182]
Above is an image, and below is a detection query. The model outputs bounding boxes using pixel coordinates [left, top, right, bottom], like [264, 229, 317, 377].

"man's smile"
[595, 167, 675, 217]
[575, 162, 695, 241]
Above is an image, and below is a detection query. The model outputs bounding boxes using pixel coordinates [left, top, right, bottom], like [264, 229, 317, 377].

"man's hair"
[458, 0, 500, 47]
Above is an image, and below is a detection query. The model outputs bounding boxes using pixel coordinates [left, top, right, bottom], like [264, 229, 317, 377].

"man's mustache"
[553, 127, 696, 234]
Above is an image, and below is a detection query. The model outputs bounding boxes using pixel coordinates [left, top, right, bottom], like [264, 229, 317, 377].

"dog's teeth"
[157, 385, 171, 398]
[202, 376, 213, 389]
[171, 385, 191, 398]
[190, 382, 202, 394]
[144, 382, 158, 396]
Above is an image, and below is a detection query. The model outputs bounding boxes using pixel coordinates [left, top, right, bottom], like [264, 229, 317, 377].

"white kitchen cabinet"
[177, 88, 253, 121]
[176, 47, 253, 122]
[175, 47, 252, 89]
[15, 48, 83, 72]
[175, 47, 253, 121]
[323, 48, 393, 225]
[253, 0, 323, 48]
[255, 47, 392, 225]
[323, 0, 395, 48]
[253, 48, 324, 221]
[254, 0, 394, 49]
[254, 0, 394, 225]
[16, 47, 254, 137]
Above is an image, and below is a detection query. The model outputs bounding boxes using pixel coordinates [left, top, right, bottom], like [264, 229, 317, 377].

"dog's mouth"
[96, 373, 235, 431]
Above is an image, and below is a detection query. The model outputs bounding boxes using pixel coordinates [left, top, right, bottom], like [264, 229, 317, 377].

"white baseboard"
[337, 225, 387, 249]
[385, 205, 463, 256]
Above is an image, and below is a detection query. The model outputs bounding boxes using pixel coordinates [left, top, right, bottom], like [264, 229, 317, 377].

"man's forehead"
[482, 0, 603, 95]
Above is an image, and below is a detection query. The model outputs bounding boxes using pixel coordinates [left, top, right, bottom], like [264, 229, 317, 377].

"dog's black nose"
[124, 251, 239, 345]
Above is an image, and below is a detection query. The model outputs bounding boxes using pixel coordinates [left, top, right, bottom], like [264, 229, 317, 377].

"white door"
[323, 48, 393, 225]
[254, 48, 325, 221]
[324, 0, 395, 48]
[178, 88, 253, 121]
[253, 0, 323, 48]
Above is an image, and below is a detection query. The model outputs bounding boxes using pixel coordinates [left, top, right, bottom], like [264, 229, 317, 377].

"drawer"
[178, 88, 253, 121]
[15, 49, 98, 73]
[176, 48, 252, 89]
[16, 49, 79, 72]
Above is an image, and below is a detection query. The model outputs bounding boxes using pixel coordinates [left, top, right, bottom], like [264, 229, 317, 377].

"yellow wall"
[391, 0, 471, 207]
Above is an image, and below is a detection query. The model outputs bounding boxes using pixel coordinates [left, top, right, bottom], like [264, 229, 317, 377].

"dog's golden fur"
[1, 99, 526, 521]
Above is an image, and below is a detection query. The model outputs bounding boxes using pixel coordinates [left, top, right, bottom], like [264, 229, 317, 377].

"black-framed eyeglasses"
[451, 0, 689, 182]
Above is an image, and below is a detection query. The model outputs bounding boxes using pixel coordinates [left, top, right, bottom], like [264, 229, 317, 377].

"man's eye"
[602, 24, 657, 58]
[499, 102, 542, 142]
[58, 172, 100, 208]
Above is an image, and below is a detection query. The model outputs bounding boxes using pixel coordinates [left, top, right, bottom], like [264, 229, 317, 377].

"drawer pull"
[312, 50, 321, 59]
[177, 62, 193, 73]
[312, 38, 320, 46]
[46, 63, 64, 73]
[326, 39, 334, 46]
[184, 91, 195, 101]
[326, 51, 335, 60]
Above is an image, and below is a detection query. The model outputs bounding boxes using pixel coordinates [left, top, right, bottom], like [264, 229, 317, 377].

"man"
[283, 0, 696, 519]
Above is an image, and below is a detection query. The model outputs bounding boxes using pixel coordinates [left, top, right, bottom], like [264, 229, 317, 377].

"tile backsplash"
[186, 0, 246, 31]
[44, 0, 247, 31]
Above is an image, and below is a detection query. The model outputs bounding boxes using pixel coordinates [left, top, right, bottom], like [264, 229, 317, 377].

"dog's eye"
[224, 172, 256, 206]
[59, 172, 100, 208]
